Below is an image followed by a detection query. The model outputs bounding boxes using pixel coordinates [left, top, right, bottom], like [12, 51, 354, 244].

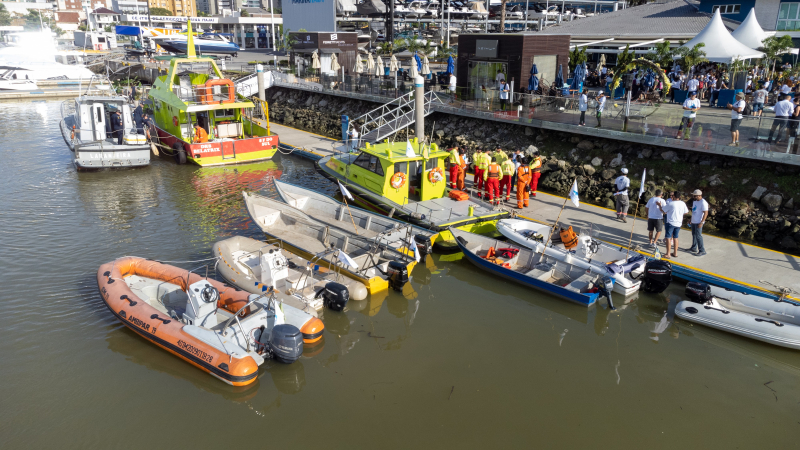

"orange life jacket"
[194, 126, 209, 143]
[560, 226, 579, 250]
[517, 165, 531, 184]
[531, 157, 542, 173]
[487, 163, 501, 179]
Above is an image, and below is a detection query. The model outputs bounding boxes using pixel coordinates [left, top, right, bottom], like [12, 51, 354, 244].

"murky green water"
[2, 102, 800, 449]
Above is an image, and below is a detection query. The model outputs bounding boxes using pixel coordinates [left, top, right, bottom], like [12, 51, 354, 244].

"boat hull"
[60, 117, 151, 170]
[158, 40, 240, 55]
[155, 126, 278, 166]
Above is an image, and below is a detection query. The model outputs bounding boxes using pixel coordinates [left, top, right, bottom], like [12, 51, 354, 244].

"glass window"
[733, 4, 740, 12]
[353, 152, 384, 176]
[426, 158, 439, 171]
[780, 3, 790, 19]
[394, 162, 407, 177]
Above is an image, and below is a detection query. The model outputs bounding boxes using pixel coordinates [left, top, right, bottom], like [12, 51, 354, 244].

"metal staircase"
[350, 90, 443, 144]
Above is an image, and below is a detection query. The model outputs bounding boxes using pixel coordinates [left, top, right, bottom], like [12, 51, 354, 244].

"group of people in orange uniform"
[448, 146, 542, 209]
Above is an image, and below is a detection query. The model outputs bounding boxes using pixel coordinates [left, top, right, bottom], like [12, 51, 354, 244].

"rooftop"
[92, 7, 120, 15]
[536, 0, 743, 38]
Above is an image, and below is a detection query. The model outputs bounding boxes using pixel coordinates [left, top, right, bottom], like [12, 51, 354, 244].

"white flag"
[412, 241, 421, 263]
[338, 180, 354, 201]
[405, 140, 416, 158]
[569, 179, 580, 208]
[337, 251, 359, 269]
[639, 168, 647, 198]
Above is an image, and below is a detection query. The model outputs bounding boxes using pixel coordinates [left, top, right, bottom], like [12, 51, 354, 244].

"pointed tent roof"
[731, 8, 768, 50]
[680, 9, 764, 63]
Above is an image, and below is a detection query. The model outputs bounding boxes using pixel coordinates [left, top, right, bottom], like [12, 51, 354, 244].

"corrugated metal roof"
[536, 0, 742, 38]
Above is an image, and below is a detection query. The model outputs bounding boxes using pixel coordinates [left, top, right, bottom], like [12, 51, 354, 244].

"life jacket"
[530, 157, 542, 173]
[476, 153, 489, 171]
[487, 163, 501, 179]
[449, 148, 459, 164]
[501, 159, 515, 176]
[560, 226, 579, 250]
[459, 154, 466, 169]
[194, 126, 208, 143]
[517, 165, 531, 183]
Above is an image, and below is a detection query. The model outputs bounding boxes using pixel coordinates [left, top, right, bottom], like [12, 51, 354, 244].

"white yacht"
[0, 66, 38, 91]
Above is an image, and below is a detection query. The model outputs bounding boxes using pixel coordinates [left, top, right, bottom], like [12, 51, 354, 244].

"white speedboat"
[394, 2, 413, 16]
[676, 282, 800, 350]
[496, 219, 646, 296]
[0, 66, 38, 91]
[0, 31, 96, 81]
[468, 1, 489, 18]
[408, 1, 428, 17]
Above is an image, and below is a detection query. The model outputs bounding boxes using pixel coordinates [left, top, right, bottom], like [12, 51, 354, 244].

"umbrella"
[528, 63, 539, 93]
[421, 55, 430, 75]
[330, 53, 340, 72]
[598, 54, 606, 72]
[354, 56, 364, 74]
[570, 63, 585, 92]
[555, 64, 564, 88]
[375, 55, 384, 76]
[390, 54, 399, 72]
[447, 55, 455, 74]
[414, 52, 422, 71]
[410, 59, 419, 79]
[311, 50, 321, 69]
[366, 53, 375, 72]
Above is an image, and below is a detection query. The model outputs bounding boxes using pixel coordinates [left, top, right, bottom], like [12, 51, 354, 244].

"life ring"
[390, 172, 406, 189]
[172, 116, 179, 126]
[428, 167, 444, 184]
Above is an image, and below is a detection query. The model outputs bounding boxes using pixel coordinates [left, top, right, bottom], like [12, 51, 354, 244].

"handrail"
[220, 287, 275, 350]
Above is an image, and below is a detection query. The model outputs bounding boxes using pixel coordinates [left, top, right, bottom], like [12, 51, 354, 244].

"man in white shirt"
[768, 94, 795, 144]
[686, 75, 699, 96]
[781, 83, 792, 95]
[726, 91, 746, 146]
[595, 91, 606, 128]
[752, 87, 768, 117]
[658, 191, 690, 259]
[645, 189, 666, 247]
[688, 189, 709, 256]
[498, 80, 509, 111]
[677, 91, 700, 139]
[449, 74, 457, 96]
[614, 167, 630, 222]
[348, 127, 359, 152]
[578, 91, 588, 126]
[495, 72, 505, 89]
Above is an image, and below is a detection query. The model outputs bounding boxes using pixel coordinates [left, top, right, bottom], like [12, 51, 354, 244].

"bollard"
[468, 205, 474, 217]
[414, 75, 424, 141]
[257, 64, 265, 101]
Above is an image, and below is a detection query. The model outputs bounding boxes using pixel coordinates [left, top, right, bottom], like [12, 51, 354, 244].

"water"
[2, 102, 799, 448]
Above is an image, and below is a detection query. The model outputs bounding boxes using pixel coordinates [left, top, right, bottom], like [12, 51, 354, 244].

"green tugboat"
[316, 138, 509, 251]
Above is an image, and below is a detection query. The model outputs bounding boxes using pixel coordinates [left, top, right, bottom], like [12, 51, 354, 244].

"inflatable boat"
[676, 282, 800, 350]
[497, 219, 645, 296]
[213, 235, 364, 310]
[97, 257, 324, 386]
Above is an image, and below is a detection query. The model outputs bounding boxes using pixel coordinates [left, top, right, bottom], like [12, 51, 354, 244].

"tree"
[275, 26, 296, 52]
[0, 4, 12, 27]
[197, 11, 209, 17]
[762, 35, 794, 79]
[392, 38, 407, 53]
[240, 9, 250, 17]
[675, 42, 708, 72]
[645, 40, 675, 69]
[149, 7, 173, 16]
[617, 44, 635, 72]
[499, 0, 508, 33]
[376, 41, 393, 55]
[569, 46, 587, 71]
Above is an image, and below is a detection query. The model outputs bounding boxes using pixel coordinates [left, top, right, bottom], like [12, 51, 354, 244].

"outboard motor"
[264, 324, 304, 364]
[316, 282, 349, 311]
[598, 277, 615, 310]
[641, 260, 673, 293]
[413, 234, 432, 262]
[386, 260, 409, 291]
[685, 282, 713, 304]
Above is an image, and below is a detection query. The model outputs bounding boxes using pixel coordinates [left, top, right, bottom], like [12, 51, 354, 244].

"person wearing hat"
[677, 90, 700, 140]
[110, 108, 124, 145]
[193, 123, 209, 143]
[658, 191, 690, 259]
[767, 93, 794, 145]
[726, 92, 747, 146]
[688, 189, 709, 257]
[594, 91, 606, 128]
[528, 150, 542, 197]
[613, 168, 631, 222]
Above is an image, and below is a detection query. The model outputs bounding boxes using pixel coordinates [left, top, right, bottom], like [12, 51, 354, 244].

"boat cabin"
[72, 95, 136, 144]
[327, 138, 448, 205]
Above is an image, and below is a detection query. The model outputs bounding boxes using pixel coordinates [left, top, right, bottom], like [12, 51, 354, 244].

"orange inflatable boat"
[97, 257, 324, 386]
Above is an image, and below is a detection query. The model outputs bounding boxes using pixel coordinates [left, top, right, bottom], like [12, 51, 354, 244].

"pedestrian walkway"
[253, 121, 346, 161]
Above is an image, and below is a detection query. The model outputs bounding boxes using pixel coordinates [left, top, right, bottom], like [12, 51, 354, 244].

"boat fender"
[410, 212, 426, 220]
[268, 324, 304, 364]
[315, 282, 349, 311]
[386, 260, 410, 292]
[456, 236, 469, 247]
[390, 172, 407, 189]
[685, 282, 713, 304]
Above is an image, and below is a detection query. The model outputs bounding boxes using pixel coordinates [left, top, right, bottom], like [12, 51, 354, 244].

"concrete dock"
[266, 120, 800, 299]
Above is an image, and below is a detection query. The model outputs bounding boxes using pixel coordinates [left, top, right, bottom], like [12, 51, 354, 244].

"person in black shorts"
[644, 189, 666, 248]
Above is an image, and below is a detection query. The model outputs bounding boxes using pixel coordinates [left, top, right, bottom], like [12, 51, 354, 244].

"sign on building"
[282, 0, 336, 33]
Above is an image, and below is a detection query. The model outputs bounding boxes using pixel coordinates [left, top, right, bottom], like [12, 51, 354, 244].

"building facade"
[111, 0, 149, 14]
[147, 0, 196, 16]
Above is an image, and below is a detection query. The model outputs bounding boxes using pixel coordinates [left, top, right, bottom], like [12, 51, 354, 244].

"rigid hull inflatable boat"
[274, 180, 437, 260]
[451, 227, 615, 307]
[213, 235, 360, 309]
[97, 257, 324, 386]
[497, 219, 644, 296]
[676, 282, 800, 350]
[243, 191, 418, 295]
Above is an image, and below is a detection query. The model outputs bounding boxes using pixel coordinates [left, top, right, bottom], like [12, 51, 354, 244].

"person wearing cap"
[483, 156, 502, 202]
[528, 150, 542, 197]
[725, 92, 746, 146]
[677, 91, 700, 140]
[594, 91, 606, 128]
[516, 156, 532, 208]
[193, 123, 209, 143]
[500, 154, 515, 202]
[578, 90, 588, 126]
[613, 168, 631, 222]
[110, 109, 124, 145]
[767, 93, 795, 145]
[658, 191, 690, 259]
[688, 189, 709, 257]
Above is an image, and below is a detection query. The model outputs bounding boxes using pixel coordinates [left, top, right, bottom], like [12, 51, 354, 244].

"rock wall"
[266, 86, 800, 254]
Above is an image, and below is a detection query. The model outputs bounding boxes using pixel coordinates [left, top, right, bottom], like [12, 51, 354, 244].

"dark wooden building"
[456, 34, 571, 98]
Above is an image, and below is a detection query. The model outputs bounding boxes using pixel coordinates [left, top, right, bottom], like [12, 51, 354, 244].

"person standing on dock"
[688, 189, 709, 257]
[133, 102, 144, 134]
[474, 149, 489, 197]
[348, 127, 360, 152]
[578, 91, 588, 126]
[516, 156, 532, 209]
[659, 191, 689, 259]
[645, 189, 666, 248]
[494, 146, 508, 164]
[614, 168, 630, 222]
[111, 109, 124, 145]
[484, 157, 502, 202]
[594, 91, 606, 128]
[677, 91, 700, 140]
[457, 148, 467, 190]
[500, 155, 515, 202]
[529, 151, 542, 197]
[499, 80, 510, 111]
[448, 146, 460, 189]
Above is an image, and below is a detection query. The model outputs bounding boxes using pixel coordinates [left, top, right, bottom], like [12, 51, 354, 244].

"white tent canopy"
[731, 8, 769, 50]
[680, 10, 764, 63]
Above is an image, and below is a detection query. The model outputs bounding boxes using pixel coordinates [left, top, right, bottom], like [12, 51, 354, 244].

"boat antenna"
[624, 169, 645, 260]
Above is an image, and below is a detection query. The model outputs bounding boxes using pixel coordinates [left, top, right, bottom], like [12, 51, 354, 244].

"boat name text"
[127, 315, 151, 332]
[177, 340, 214, 363]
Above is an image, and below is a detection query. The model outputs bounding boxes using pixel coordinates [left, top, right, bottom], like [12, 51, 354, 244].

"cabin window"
[425, 158, 439, 171]
[407, 161, 421, 181]
[353, 152, 384, 176]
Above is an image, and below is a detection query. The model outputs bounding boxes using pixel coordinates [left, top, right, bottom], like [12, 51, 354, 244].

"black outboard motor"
[316, 282, 349, 311]
[641, 260, 673, 293]
[386, 260, 409, 291]
[598, 276, 615, 310]
[685, 282, 713, 304]
[414, 234, 432, 262]
[267, 324, 304, 364]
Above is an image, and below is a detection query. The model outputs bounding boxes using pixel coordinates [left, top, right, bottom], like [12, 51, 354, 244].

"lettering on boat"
[258, 137, 275, 146]
[87, 152, 133, 159]
[193, 144, 219, 154]
[127, 315, 151, 332]
[177, 340, 213, 363]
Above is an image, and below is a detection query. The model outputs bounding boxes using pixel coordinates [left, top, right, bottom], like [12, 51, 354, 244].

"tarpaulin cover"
[115, 25, 141, 36]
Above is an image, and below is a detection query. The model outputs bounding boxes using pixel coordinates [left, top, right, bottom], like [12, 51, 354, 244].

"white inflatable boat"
[676, 282, 800, 350]
[496, 219, 644, 296]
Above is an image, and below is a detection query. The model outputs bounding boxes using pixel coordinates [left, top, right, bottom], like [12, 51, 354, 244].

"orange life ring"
[172, 115, 179, 126]
[390, 172, 406, 189]
[428, 167, 444, 184]
[202, 79, 235, 104]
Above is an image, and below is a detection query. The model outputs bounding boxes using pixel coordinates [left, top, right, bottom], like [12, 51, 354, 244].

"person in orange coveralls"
[516, 156, 532, 208]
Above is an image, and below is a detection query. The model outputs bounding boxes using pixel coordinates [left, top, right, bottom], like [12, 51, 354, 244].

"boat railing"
[220, 287, 276, 352]
[406, 197, 454, 222]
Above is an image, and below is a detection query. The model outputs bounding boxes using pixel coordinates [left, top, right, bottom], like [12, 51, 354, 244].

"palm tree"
[646, 40, 674, 69]
[499, 0, 508, 33]
[392, 38, 407, 53]
[675, 43, 708, 73]
[762, 35, 794, 80]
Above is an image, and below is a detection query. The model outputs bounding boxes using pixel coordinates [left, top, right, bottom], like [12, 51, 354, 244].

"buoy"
[150, 143, 159, 156]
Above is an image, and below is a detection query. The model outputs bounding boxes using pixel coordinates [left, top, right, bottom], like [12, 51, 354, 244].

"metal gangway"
[350, 90, 444, 144]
